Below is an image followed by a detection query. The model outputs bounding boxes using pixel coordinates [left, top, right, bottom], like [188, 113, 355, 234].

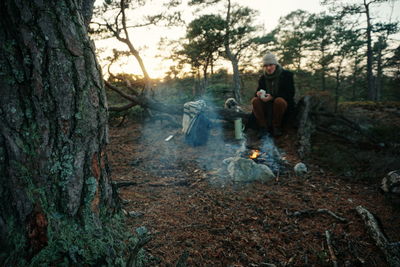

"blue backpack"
[185, 111, 211, 146]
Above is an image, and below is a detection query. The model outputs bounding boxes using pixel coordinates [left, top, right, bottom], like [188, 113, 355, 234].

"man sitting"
[251, 52, 295, 137]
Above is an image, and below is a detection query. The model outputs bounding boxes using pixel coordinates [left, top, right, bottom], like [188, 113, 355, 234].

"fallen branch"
[105, 80, 250, 121]
[355, 205, 400, 267]
[105, 80, 183, 115]
[325, 230, 338, 267]
[109, 101, 138, 112]
[289, 208, 348, 223]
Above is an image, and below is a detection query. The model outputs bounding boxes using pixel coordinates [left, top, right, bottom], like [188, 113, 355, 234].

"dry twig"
[325, 230, 338, 267]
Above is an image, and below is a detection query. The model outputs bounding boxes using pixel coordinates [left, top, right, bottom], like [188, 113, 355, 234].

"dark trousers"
[251, 97, 288, 129]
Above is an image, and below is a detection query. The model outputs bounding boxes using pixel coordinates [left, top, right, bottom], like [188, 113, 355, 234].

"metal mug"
[234, 118, 245, 140]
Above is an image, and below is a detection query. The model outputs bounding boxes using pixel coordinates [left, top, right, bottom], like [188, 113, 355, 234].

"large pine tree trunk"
[0, 0, 119, 264]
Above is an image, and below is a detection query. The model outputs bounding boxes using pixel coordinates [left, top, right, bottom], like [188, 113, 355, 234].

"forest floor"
[108, 103, 400, 266]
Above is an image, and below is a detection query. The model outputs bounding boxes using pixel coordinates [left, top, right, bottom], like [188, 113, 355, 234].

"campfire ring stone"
[294, 162, 308, 176]
[226, 157, 275, 183]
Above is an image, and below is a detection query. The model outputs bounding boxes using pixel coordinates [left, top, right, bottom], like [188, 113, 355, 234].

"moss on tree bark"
[0, 0, 137, 265]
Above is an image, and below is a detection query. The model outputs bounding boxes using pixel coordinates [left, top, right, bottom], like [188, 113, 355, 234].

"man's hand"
[261, 94, 273, 102]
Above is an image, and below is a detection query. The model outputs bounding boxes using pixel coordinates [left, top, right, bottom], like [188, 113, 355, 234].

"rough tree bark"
[0, 0, 122, 264]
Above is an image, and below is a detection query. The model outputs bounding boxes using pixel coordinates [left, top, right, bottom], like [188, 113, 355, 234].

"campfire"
[247, 149, 267, 164]
[249, 149, 261, 159]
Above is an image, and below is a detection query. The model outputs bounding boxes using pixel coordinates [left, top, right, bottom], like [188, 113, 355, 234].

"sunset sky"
[93, 0, 400, 79]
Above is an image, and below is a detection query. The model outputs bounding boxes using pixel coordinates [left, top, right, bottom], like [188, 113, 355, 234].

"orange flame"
[249, 149, 261, 159]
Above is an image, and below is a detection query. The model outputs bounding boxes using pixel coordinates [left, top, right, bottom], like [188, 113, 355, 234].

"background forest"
[91, 0, 400, 108]
[92, 0, 400, 183]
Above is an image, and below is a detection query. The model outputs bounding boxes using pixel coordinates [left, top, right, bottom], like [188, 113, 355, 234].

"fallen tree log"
[355, 205, 400, 267]
[105, 80, 250, 121]
[105, 80, 182, 114]
[108, 101, 138, 112]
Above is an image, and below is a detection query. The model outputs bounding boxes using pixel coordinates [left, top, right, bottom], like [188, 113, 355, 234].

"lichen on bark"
[0, 0, 134, 265]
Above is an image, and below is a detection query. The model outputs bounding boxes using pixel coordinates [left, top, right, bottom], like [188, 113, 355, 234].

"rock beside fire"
[380, 170, 400, 206]
[224, 157, 275, 183]
[294, 162, 308, 176]
[381, 170, 400, 194]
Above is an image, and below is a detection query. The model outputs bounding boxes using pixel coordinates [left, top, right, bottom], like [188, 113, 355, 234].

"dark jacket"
[255, 69, 295, 110]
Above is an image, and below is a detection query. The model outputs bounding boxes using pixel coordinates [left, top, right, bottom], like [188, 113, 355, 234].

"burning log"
[249, 149, 261, 159]
[247, 149, 268, 164]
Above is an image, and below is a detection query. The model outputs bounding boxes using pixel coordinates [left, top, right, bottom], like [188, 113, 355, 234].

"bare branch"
[105, 81, 249, 121]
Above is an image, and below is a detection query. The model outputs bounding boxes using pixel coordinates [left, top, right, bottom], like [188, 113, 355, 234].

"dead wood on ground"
[105, 80, 250, 121]
[355, 205, 400, 267]
[325, 230, 338, 267]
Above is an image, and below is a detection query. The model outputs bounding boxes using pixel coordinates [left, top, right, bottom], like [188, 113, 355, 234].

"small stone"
[294, 162, 308, 176]
[381, 170, 400, 194]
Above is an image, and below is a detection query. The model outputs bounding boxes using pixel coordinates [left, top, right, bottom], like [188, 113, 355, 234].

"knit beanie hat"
[262, 52, 278, 65]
